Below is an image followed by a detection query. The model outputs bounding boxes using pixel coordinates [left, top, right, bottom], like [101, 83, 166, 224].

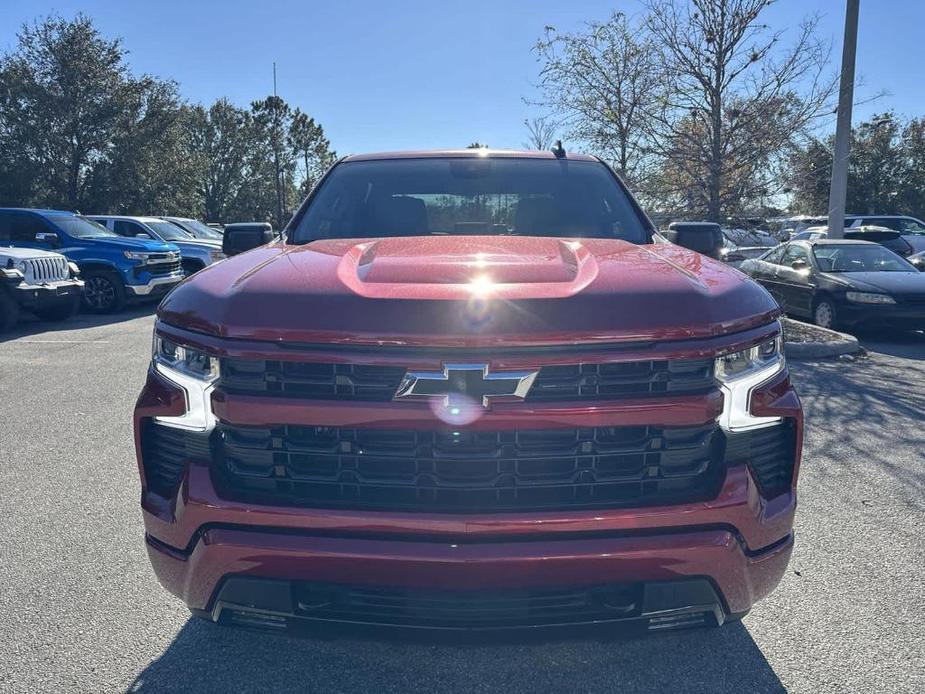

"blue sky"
[1, 0, 921, 155]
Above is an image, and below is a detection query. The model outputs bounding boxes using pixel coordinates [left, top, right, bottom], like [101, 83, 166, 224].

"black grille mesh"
[219, 357, 715, 402]
[141, 421, 210, 497]
[724, 421, 797, 498]
[291, 582, 642, 628]
[214, 423, 724, 512]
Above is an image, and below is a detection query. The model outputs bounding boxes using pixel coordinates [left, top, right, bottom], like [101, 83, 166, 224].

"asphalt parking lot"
[1, 310, 923, 694]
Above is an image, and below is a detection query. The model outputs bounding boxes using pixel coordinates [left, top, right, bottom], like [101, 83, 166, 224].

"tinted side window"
[781, 244, 809, 265]
[762, 245, 786, 264]
[113, 220, 144, 237]
[6, 213, 52, 242]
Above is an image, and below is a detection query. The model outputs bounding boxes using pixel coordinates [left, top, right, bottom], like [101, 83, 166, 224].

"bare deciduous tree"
[644, 0, 835, 220]
[522, 116, 558, 150]
[532, 13, 661, 183]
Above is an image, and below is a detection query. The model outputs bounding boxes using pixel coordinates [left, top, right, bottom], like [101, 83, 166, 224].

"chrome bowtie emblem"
[394, 363, 538, 408]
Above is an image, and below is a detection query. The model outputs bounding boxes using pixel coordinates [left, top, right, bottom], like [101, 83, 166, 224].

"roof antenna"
[551, 139, 566, 158]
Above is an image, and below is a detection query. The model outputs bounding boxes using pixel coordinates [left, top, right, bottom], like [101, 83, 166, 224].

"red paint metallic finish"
[156, 236, 779, 347]
[146, 525, 793, 614]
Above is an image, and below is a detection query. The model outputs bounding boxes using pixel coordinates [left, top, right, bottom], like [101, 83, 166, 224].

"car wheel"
[34, 295, 81, 322]
[813, 299, 837, 330]
[82, 271, 126, 313]
[0, 288, 20, 332]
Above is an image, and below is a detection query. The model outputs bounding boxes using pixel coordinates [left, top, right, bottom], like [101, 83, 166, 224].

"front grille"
[141, 421, 211, 497]
[291, 582, 642, 628]
[221, 360, 408, 400]
[146, 257, 182, 277]
[527, 359, 714, 400]
[214, 423, 723, 512]
[724, 421, 796, 498]
[25, 256, 69, 282]
[219, 357, 716, 402]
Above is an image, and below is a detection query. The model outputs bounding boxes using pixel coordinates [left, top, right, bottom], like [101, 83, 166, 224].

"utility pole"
[827, 0, 860, 239]
[272, 62, 284, 229]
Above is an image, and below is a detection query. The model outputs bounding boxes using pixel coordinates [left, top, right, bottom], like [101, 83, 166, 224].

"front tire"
[813, 298, 837, 330]
[82, 271, 126, 313]
[0, 288, 20, 332]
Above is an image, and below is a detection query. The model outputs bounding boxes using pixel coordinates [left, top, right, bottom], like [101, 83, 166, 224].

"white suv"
[0, 247, 84, 331]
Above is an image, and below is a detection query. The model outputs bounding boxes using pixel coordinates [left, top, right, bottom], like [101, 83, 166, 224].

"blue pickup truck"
[0, 208, 185, 313]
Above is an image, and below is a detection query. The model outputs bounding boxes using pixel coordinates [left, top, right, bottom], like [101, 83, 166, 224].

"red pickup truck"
[134, 150, 802, 633]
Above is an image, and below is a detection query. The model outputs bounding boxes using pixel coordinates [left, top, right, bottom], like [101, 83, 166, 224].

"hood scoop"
[336, 236, 599, 299]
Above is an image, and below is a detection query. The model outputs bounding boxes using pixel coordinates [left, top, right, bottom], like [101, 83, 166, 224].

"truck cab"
[0, 208, 184, 313]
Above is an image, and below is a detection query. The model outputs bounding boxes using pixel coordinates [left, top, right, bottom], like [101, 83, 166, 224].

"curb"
[783, 319, 860, 360]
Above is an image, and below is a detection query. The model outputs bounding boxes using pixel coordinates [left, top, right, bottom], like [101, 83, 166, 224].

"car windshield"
[290, 157, 651, 243]
[145, 221, 193, 241]
[56, 216, 118, 238]
[172, 218, 223, 240]
[813, 244, 916, 273]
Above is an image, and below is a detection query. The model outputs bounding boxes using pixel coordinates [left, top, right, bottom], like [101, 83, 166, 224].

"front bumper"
[126, 273, 184, 296]
[13, 279, 83, 309]
[837, 300, 925, 329]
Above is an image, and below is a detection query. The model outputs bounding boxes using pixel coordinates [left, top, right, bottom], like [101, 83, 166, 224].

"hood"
[822, 270, 925, 294]
[0, 245, 67, 262]
[158, 236, 779, 346]
[67, 236, 179, 253]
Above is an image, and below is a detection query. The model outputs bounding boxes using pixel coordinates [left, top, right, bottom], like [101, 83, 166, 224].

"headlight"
[715, 329, 785, 431]
[124, 251, 152, 262]
[845, 291, 895, 304]
[0, 267, 24, 280]
[152, 334, 219, 431]
[67, 261, 81, 277]
[153, 335, 219, 381]
[17, 261, 28, 272]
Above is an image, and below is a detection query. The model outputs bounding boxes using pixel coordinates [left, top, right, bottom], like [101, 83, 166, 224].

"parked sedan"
[740, 239, 925, 331]
[88, 215, 225, 276]
[791, 225, 915, 257]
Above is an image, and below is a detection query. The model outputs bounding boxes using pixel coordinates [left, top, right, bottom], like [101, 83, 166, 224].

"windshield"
[173, 218, 223, 240]
[146, 221, 193, 242]
[291, 157, 650, 243]
[56, 216, 118, 238]
[813, 244, 916, 273]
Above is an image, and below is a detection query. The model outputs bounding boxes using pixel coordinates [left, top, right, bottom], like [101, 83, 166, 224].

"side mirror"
[35, 232, 59, 247]
[910, 257, 925, 272]
[222, 222, 275, 257]
[663, 222, 724, 259]
[791, 258, 809, 270]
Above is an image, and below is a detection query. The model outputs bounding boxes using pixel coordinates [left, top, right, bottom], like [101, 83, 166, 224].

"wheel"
[181, 260, 204, 277]
[0, 288, 20, 332]
[34, 295, 80, 322]
[82, 271, 126, 313]
[813, 298, 837, 330]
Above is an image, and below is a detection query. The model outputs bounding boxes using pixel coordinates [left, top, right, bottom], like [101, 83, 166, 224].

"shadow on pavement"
[126, 618, 784, 693]
[0, 303, 157, 343]
[790, 352, 925, 509]
[853, 327, 925, 361]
